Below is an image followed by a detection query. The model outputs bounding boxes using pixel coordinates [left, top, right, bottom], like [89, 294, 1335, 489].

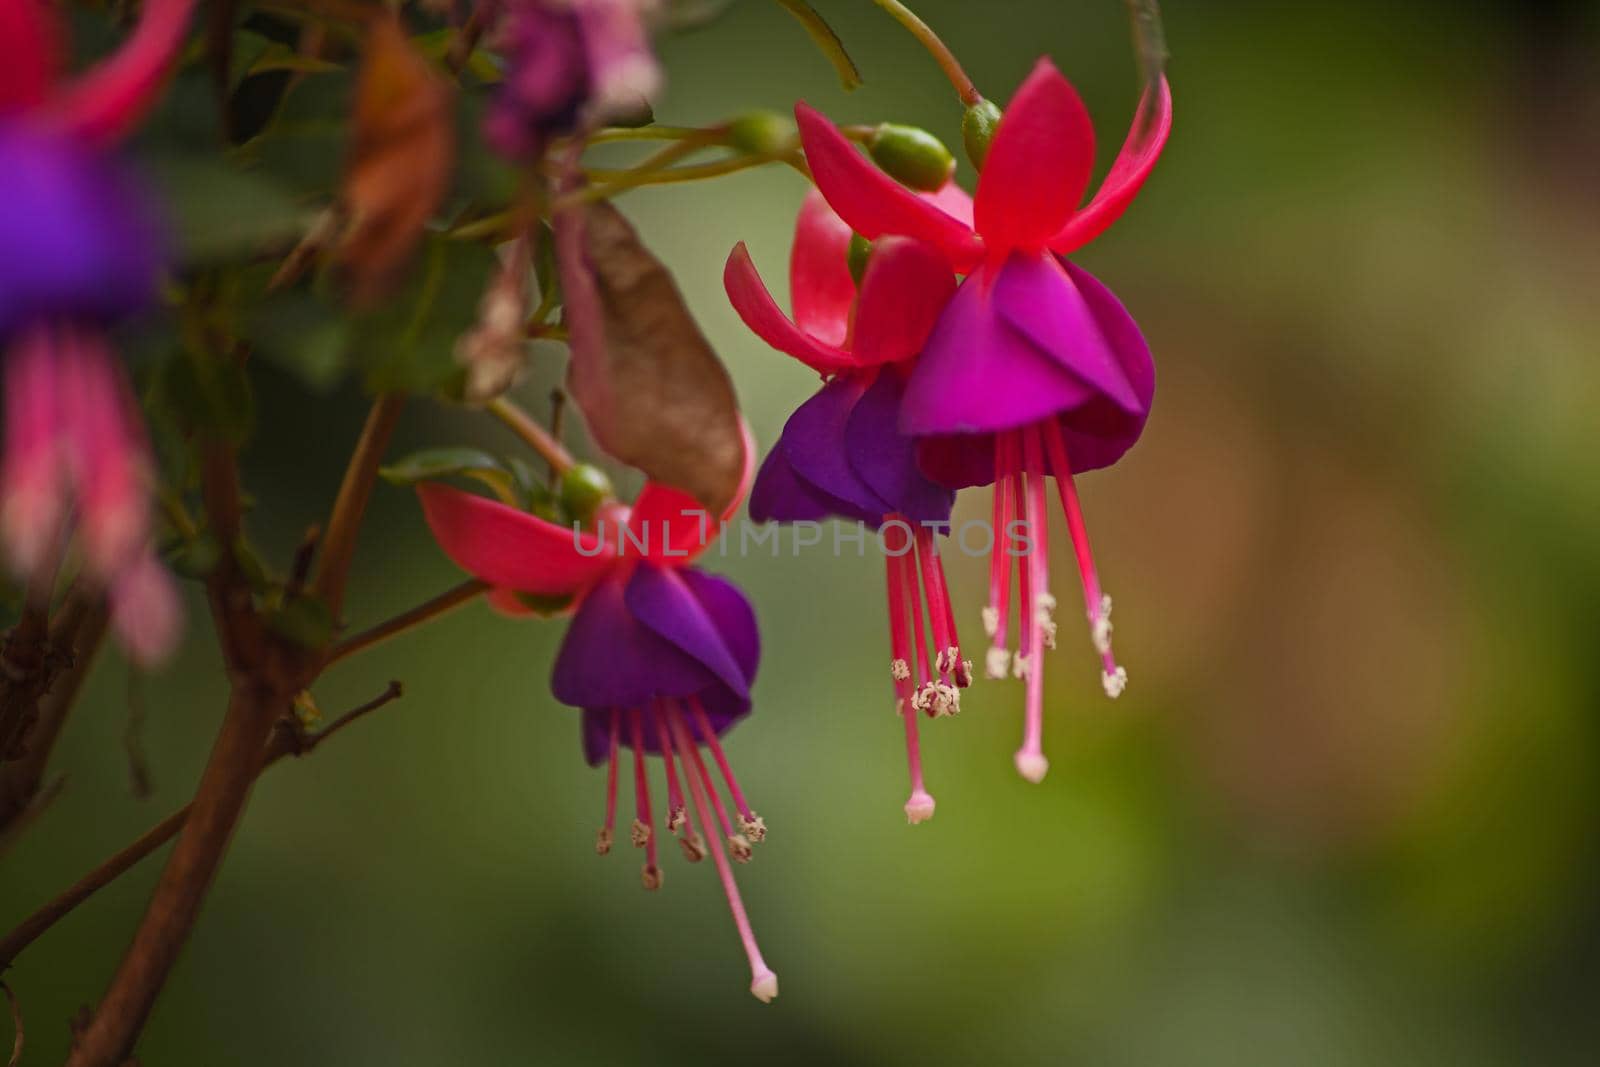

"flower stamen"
[668, 714, 777, 1003]
[1014, 428, 1051, 784]
[689, 696, 765, 842]
[596, 710, 621, 854]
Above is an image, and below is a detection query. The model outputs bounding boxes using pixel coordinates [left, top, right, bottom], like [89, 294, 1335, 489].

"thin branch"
[869, 0, 982, 106]
[486, 397, 575, 474]
[0, 593, 110, 839]
[0, 683, 404, 973]
[310, 392, 406, 620]
[324, 580, 487, 667]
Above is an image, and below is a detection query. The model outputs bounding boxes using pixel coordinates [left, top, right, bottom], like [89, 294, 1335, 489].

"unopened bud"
[727, 110, 796, 156]
[962, 99, 1002, 170]
[559, 464, 613, 524]
[868, 123, 956, 192]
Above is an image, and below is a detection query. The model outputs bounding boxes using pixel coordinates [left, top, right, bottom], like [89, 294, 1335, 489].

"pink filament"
[1018, 428, 1050, 771]
[670, 706, 737, 841]
[652, 700, 686, 828]
[668, 714, 773, 990]
[601, 711, 621, 840]
[688, 696, 754, 821]
[1042, 419, 1118, 675]
[884, 537, 929, 806]
[629, 711, 658, 871]
[1, 329, 65, 574]
[914, 527, 960, 685]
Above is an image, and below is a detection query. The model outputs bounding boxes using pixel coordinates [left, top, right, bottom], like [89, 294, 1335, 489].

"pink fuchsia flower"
[724, 187, 972, 824]
[795, 59, 1171, 783]
[0, 0, 194, 665]
[485, 0, 662, 160]
[416, 446, 780, 1003]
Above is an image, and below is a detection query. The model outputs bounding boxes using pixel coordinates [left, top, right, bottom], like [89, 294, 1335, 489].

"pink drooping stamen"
[60, 331, 148, 578]
[884, 535, 934, 822]
[984, 438, 1016, 677]
[654, 711, 703, 860]
[903, 538, 938, 714]
[688, 697, 754, 824]
[597, 710, 620, 854]
[1, 329, 66, 577]
[653, 702, 687, 833]
[51, 0, 199, 145]
[668, 713, 778, 1003]
[1043, 419, 1123, 691]
[670, 705, 750, 861]
[915, 527, 967, 689]
[629, 712, 660, 886]
[1014, 428, 1051, 783]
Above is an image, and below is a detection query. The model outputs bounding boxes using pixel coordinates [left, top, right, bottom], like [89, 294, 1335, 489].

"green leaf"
[380, 447, 520, 505]
[245, 289, 352, 394]
[349, 237, 499, 394]
[151, 347, 257, 446]
[143, 155, 306, 264]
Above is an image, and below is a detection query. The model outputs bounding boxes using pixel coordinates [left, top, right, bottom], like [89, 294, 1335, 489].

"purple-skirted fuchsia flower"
[0, 0, 194, 663]
[724, 187, 973, 824]
[485, 0, 662, 161]
[416, 444, 781, 1002]
[795, 60, 1172, 783]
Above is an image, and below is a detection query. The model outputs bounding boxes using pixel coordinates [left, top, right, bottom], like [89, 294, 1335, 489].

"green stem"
[870, 0, 982, 105]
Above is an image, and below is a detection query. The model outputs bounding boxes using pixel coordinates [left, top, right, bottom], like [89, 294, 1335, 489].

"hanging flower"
[795, 59, 1172, 782]
[0, 0, 194, 664]
[724, 187, 973, 823]
[485, 0, 662, 160]
[415, 442, 780, 1002]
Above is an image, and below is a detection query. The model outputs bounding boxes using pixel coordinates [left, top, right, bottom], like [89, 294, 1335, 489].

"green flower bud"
[727, 110, 797, 156]
[867, 123, 956, 192]
[559, 464, 614, 524]
[846, 233, 873, 287]
[961, 99, 1003, 171]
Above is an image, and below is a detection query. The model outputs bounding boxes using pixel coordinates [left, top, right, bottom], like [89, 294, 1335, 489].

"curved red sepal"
[796, 102, 983, 272]
[790, 188, 856, 347]
[417, 482, 615, 596]
[627, 419, 756, 564]
[50, 0, 197, 144]
[724, 243, 858, 375]
[850, 237, 957, 365]
[974, 59, 1096, 252]
[1051, 75, 1172, 255]
[0, 0, 62, 111]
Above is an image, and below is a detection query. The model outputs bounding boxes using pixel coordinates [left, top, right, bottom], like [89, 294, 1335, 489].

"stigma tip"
[1014, 751, 1050, 784]
[904, 791, 936, 824]
[751, 970, 780, 1003]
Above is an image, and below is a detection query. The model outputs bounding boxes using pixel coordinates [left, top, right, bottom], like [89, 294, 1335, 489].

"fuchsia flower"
[485, 0, 661, 160]
[724, 187, 973, 823]
[416, 446, 781, 1002]
[795, 60, 1171, 782]
[0, 0, 194, 664]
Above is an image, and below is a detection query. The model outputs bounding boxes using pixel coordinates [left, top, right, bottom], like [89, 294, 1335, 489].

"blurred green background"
[6, 0, 1600, 1062]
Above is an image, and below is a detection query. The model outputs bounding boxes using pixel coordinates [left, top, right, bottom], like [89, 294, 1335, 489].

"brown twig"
[0, 593, 110, 839]
[309, 392, 405, 621]
[486, 396, 574, 474]
[324, 580, 488, 667]
[0, 684, 404, 974]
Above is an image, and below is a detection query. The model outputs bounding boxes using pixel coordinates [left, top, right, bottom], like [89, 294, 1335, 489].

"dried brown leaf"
[555, 200, 744, 514]
[339, 16, 454, 302]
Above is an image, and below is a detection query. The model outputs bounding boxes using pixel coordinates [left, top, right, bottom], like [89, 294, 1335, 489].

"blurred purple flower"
[485, 0, 661, 160]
